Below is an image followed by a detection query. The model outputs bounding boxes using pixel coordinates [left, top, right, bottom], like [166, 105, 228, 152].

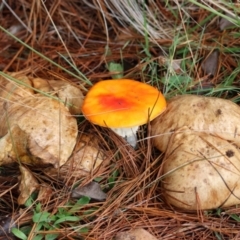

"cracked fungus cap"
[81, 79, 167, 128]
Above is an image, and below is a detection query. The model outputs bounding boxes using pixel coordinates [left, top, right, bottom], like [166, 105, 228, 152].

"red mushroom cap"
[82, 79, 166, 128]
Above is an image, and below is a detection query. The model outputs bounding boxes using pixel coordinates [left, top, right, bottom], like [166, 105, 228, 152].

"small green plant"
[105, 45, 124, 79]
[11, 196, 92, 240]
[108, 62, 124, 79]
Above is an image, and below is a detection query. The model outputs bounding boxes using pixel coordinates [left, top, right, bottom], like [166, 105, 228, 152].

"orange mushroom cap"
[82, 79, 166, 128]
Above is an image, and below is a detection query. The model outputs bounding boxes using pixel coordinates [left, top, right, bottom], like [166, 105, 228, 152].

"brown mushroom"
[151, 95, 240, 210]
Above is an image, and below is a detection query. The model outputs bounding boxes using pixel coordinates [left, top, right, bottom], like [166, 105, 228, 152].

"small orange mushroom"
[82, 79, 166, 147]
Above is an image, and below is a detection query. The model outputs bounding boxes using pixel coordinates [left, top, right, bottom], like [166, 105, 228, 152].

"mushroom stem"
[111, 126, 139, 148]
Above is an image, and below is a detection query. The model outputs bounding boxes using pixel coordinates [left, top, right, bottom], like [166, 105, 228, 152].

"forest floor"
[0, 1, 240, 239]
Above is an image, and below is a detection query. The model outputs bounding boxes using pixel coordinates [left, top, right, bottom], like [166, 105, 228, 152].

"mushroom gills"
[111, 126, 138, 148]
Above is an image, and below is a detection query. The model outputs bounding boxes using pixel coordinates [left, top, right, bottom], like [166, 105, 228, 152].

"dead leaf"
[18, 165, 39, 205]
[201, 50, 219, 77]
[219, 14, 236, 30]
[159, 56, 182, 74]
[115, 228, 158, 240]
[71, 181, 106, 201]
[37, 185, 53, 204]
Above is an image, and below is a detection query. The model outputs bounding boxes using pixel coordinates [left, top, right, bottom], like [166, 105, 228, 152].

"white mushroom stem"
[111, 126, 139, 148]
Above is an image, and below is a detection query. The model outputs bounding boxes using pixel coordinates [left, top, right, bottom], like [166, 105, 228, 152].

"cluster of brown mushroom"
[151, 95, 240, 210]
[2, 73, 240, 210]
